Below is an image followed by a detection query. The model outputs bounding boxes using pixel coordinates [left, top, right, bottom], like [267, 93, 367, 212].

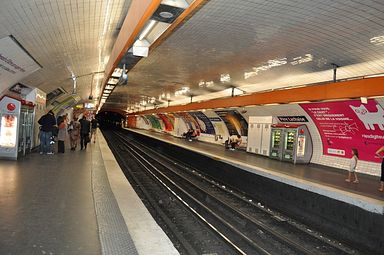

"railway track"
[104, 130, 361, 255]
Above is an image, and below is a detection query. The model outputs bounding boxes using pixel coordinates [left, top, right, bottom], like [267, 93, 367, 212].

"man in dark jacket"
[38, 110, 56, 154]
[79, 116, 91, 150]
[90, 117, 98, 143]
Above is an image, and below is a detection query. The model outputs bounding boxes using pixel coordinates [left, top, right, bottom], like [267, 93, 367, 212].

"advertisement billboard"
[145, 115, 162, 130]
[214, 110, 248, 136]
[188, 111, 215, 135]
[0, 36, 41, 93]
[0, 114, 18, 148]
[158, 114, 173, 132]
[300, 99, 384, 162]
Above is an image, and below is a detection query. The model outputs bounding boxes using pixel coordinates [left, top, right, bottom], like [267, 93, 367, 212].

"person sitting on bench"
[185, 128, 196, 141]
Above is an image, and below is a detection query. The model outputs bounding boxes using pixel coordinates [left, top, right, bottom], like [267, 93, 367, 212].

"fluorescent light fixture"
[290, 54, 313, 65]
[161, 0, 189, 8]
[108, 79, 118, 85]
[245, 57, 287, 79]
[220, 74, 231, 82]
[370, 35, 384, 45]
[139, 20, 157, 40]
[174, 86, 190, 96]
[133, 39, 150, 57]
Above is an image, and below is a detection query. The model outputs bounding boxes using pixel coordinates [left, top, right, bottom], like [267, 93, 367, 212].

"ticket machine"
[0, 96, 35, 160]
[269, 124, 312, 164]
[270, 127, 283, 160]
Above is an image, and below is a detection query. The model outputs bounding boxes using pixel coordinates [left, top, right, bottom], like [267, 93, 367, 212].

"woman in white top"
[345, 148, 359, 183]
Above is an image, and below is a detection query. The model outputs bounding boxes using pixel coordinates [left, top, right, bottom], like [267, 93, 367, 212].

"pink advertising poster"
[300, 99, 384, 162]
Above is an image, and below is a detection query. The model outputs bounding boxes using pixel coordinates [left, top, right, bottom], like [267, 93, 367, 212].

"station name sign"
[277, 116, 308, 122]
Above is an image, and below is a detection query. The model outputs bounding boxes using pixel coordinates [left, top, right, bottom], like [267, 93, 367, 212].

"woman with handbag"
[57, 115, 67, 153]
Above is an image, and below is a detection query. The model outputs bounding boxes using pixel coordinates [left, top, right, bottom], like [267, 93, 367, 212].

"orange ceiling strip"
[150, 0, 208, 51]
[99, 0, 162, 104]
[135, 76, 384, 115]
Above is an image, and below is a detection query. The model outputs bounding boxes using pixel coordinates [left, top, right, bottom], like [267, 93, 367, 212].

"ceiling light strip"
[98, 0, 163, 107]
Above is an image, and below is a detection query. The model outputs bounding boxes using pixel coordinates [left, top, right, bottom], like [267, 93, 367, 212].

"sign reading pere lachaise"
[277, 116, 308, 122]
[0, 36, 41, 92]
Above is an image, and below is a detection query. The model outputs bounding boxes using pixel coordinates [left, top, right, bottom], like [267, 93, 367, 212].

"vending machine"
[283, 127, 297, 162]
[0, 96, 35, 160]
[269, 127, 283, 160]
[269, 124, 313, 164]
[18, 102, 35, 156]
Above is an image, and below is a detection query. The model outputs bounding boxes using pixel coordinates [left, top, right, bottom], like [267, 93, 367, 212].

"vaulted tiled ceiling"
[104, 0, 384, 112]
[1, 0, 384, 113]
[0, 0, 131, 103]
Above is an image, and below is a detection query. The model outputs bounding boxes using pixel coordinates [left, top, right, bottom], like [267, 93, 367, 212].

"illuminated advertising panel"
[0, 115, 18, 147]
[301, 99, 384, 162]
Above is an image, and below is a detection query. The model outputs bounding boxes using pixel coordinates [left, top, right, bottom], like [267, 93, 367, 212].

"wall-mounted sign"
[26, 88, 46, 106]
[46, 87, 66, 103]
[0, 36, 41, 93]
[9, 83, 32, 95]
[301, 99, 384, 162]
[277, 116, 308, 122]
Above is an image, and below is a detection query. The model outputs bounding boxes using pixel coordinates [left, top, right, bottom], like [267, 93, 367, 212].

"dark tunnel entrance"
[96, 111, 125, 130]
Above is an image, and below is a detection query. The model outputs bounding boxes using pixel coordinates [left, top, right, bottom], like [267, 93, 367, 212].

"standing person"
[376, 146, 384, 192]
[345, 148, 359, 183]
[79, 116, 91, 150]
[90, 117, 98, 143]
[229, 134, 242, 151]
[68, 118, 80, 150]
[57, 115, 67, 153]
[38, 110, 56, 155]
